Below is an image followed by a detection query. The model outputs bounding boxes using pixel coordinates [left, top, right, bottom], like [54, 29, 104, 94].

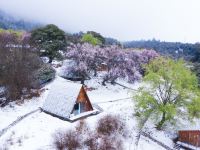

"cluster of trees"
[104, 37, 121, 46]
[30, 24, 67, 62]
[29, 24, 123, 65]
[65, 32, 83, 45]
[0, 30, 41, 105]
[134, 57, 200, 130]
[123, 39, 200, 61]
[0, 24, 114, 105]
[81, 31, 106, 46]
[81, 33, 102, 46]
[81, 31, 121, 46]
[124, 40, 200, 88]
[0, 29, 56, 106]
[63, 43, 159, 84]
[86, 31, 105, 44]
[192, 63, 200, 86]
[30, 25, 118, 62]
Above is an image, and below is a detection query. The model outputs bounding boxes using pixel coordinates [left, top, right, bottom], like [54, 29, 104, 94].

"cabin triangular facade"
[42, 77, 94, 121]
[71, 86, 93, 115]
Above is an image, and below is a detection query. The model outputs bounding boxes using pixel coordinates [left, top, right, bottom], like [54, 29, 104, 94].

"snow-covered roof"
[42, 77, 82, 119]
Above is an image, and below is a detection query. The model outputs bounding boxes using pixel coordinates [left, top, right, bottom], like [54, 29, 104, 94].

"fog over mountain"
[0, 10, 41, 30]
[0, 0, 200, 43]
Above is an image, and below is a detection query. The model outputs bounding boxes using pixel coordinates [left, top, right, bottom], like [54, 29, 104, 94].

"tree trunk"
[102, 79, 106, 86]
[157, 111, 166, 130]
[102, 76, 109, 86]
[48, 58, 53, 63]
[94, 69, 97, 77]
[111, 80, 115, 85]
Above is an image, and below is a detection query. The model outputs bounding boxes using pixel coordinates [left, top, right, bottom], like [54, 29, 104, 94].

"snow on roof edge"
[42, 76, 83, 119]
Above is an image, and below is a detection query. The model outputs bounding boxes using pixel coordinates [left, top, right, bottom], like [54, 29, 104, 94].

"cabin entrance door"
[73, 103, 85, 115]
[79, 103, 84, 113]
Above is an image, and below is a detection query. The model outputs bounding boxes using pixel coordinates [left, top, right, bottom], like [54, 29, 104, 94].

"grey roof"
[42, 77, 82, 119]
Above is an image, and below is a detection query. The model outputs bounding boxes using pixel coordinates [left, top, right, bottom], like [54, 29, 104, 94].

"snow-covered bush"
[75, 119, 89, 134]
[84, 133, 98, 150]
[53, 116, 127, 150]
[34, 64, 55, 86]
[40, 57, 50, 63]
[53, 130, 81, 150]
[98, 136, 124, 150]
[97, 114, 125, 136]
[0, 86, 6, 97]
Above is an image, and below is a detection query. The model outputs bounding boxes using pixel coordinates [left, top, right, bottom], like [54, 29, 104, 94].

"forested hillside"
[0, 10, 41, 31]
[123, 40, 200, 62]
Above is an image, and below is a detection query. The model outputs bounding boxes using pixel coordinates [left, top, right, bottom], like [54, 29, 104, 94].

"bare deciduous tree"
[0, 31, 41, 106]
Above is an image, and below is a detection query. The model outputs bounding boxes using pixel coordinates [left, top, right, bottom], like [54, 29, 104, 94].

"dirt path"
[0, 108, 41, 138]
[141, 131, 174, 150]
[114, 82, 139, 91]
[94, 97, 132, 104]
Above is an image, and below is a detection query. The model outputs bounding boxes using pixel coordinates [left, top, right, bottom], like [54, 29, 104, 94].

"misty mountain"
[0, 10, 41, 31]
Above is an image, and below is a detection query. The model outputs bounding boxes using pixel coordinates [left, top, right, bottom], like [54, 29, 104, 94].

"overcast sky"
[0, 0, 200, 43]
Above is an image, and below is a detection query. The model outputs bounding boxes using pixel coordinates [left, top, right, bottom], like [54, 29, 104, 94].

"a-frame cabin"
[42, 77, 95, 121]
[71, 86, 93, 115]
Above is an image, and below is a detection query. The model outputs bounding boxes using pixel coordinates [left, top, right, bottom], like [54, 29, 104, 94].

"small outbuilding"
[177, 130, 200, 149]
[42, 77, 98, 122]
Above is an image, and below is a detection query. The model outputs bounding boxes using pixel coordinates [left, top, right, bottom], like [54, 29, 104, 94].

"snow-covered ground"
[0, 64, 197, 150]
